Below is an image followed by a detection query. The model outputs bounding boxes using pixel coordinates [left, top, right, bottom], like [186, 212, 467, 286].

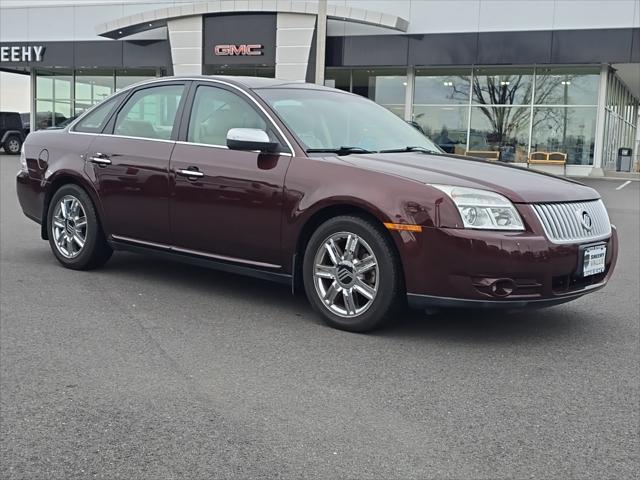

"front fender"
[281, 156, 459, 274]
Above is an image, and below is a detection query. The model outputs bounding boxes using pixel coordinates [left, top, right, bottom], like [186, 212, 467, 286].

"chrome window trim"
[68, 77, 296, 156]
[68, 130, 176, 144]
[174, 140, 292, 156]
[176, 140, 228, 149]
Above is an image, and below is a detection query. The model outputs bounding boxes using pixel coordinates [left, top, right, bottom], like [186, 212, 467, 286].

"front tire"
[303, 215, 403, 332]
[47, 184, 112, 270]
[3, 135, 22, 155]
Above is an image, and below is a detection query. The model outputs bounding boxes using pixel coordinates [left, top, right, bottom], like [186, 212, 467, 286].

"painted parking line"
[615, 180, 632, 191]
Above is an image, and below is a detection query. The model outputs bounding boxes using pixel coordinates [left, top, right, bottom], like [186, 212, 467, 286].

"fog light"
[490, 279, 515, 297]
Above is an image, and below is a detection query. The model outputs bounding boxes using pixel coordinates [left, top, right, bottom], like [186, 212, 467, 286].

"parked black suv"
[0, 112, 25, 154]
[20, 113, 30, 136]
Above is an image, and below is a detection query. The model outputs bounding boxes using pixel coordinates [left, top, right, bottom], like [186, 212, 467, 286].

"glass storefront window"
[203, 66, 275, 78]
[324, 69, 350, 92]
[35, 70, 73, 129]
[54, 74, 72, 100]
[410, 66, 614, 166]
[472, 67, 533, 106]
[412, 106, 468, 154]
[36, 72, 53, 99]
[35, 100, 53, 130]
[54, 100, 72, 121]
[535, 67, 599, 105]
[602, 70, 638, 170]
[413, 69, 472, 153]
[414, 69, 470, 105]
[53, 73, 73, 122]
[115, 69, 157, 90]
[469, 106, 530, 162]
[351, 68, 407, 118]
[75, 70, 115, 113]
[34, 69, 156, 130]
[531, 107, 597, 165]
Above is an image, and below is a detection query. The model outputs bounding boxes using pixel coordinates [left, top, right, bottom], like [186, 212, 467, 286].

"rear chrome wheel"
[51, 195, 87, 259]
[47, 184, 112, 270]
[313, 232, 379, 318]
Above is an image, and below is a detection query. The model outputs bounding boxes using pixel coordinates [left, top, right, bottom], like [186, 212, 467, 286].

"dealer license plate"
[583, 245, 606, 277]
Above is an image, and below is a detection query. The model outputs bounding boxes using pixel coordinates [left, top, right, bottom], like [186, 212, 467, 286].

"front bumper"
[400, 224, 618, 309]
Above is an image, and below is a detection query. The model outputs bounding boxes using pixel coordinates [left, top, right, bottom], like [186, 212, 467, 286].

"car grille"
[532, 200, 611, 244]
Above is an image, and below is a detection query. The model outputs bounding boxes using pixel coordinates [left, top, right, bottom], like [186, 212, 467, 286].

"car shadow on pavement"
[100, 251, 311, 306]
[32, 249, 594, 343]
[377, 306, 590, 344]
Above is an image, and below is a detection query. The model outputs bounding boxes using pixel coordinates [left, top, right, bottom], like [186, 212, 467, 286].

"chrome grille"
[532, 200, 611, 244]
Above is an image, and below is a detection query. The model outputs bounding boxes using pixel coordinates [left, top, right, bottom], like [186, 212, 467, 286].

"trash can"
[616, 148, 632, 172]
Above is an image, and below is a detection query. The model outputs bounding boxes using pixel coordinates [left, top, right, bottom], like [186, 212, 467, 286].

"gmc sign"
[214, 44, 264, 56]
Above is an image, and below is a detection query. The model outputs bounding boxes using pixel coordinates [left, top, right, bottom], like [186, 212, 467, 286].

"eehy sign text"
[0, 45, 45, 63]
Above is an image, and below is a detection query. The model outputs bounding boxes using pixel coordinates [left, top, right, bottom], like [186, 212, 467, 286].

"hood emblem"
[577, 210, 593, 232]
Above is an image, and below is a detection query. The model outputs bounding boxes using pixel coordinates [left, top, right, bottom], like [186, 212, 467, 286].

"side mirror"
[227, 128, 279, 153]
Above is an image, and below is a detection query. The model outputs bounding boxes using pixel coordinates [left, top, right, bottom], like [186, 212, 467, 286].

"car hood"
[339, 152, 600, 204]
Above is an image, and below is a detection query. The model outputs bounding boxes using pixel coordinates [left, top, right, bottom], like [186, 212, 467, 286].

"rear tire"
[303, 215, 403, 332]
[3, 135, 22, 155]
[47, 184, 112, 270]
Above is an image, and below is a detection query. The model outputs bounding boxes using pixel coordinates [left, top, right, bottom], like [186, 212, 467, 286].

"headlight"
[19, 149, 27, 174]
[431, 185, 524, 231]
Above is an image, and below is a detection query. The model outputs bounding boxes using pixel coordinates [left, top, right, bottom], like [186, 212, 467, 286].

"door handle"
[89, 153, 111, 166]
[176, 168, 204, 178]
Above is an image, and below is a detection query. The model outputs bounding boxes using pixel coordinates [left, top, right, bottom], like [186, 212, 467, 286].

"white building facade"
[1, 0, 638, 175]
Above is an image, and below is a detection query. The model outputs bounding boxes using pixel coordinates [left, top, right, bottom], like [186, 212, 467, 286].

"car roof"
[130, 75, 340, 92]
[205, 76, 302, 88]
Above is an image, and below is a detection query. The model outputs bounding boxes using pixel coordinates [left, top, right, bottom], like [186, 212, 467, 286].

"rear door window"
[114, 85, 185, 140]
[73, 95, 122, 133]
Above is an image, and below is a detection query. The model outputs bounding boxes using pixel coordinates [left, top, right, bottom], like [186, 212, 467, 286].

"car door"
[169, 82, 292, 267]
[86, 82, 188, 245]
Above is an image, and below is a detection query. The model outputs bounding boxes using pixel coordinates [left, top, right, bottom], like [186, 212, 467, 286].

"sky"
[0, 72, 30, 113]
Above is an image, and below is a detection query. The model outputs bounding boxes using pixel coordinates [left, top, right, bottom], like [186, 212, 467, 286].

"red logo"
[214, 44, 263, 56]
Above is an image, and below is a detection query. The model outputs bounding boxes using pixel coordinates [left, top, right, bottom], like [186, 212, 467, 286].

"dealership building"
[1, 0, 638, 176]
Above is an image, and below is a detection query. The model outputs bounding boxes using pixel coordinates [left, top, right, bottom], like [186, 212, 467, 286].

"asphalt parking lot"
[1, 153, 638, 479]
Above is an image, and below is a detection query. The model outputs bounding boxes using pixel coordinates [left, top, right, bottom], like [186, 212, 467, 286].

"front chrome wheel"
[313, 232, 379, 318]
[51, 195, 87, 259]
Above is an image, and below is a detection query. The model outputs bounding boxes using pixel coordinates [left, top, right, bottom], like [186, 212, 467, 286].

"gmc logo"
[214, 44, 263, 56]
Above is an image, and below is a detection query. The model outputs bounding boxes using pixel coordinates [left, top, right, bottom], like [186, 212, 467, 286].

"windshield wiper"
[306, 146, 373, 156]
[378, 146, 440, 154]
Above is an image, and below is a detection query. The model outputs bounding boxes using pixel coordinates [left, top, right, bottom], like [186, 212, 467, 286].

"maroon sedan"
[16, 76, 618, 332]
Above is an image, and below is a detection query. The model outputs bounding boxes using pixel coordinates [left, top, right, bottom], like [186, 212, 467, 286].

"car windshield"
[256, 87, 441, 154]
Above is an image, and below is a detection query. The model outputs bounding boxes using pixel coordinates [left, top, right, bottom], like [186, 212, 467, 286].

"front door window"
[187, 86, 268, 147]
